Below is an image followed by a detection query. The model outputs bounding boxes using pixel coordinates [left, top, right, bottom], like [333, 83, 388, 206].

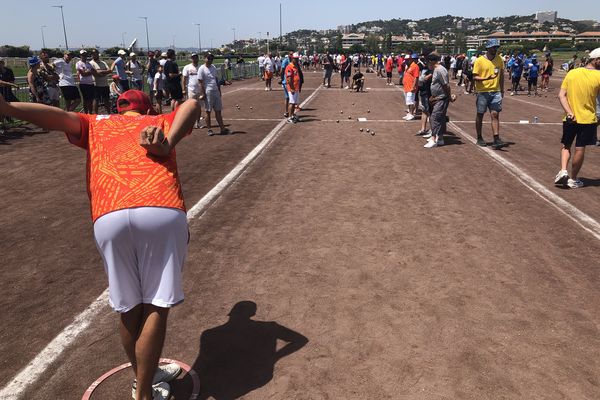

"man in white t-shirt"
[54, 51, 81, 111]
[76, 50, 96, 114]
[182, 53, 203, 128]
[199, 53, 229, 136]
[89, 49, 111, 114]
[258, 54, 266, 80]
[263, 53, 274, 91]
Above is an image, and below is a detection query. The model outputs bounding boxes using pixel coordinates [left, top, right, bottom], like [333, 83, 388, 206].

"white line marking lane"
[0, 87, 323, 400]
[449, 121, 600, 241]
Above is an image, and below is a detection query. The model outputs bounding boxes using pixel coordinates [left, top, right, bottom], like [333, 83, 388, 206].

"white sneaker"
[265, 87, 269, 91]
[424, 138, 437, 148]
[131, 381, 171, 400]
[153, 363, 181, 384]
[422, 132, 432, 139]
[567, 178, 583, 189]
[554, 169, 569, 185]
[404, 114, 415, 121]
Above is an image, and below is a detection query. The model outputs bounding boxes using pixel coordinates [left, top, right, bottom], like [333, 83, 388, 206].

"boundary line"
[504, 95, 563, 112]
[448, 121, 600, 241]
[0, 87, 323, 400]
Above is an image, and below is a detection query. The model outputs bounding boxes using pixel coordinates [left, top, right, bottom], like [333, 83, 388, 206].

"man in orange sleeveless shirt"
[0, 90, 200, 400]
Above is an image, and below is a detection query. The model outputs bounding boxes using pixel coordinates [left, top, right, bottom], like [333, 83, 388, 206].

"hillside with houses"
[275, 13, 600, 54]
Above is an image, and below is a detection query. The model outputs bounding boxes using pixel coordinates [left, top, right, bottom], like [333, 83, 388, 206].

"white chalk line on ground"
[448, 121, 600, 241]
[0, 87, 323, 400]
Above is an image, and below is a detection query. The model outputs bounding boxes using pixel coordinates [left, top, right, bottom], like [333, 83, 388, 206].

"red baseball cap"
[116, 90, 157, 115]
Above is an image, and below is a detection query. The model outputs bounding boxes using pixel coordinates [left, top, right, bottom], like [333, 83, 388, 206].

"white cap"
[129, 52, 136, 57]
[161, 52, 167, 57]
[117, 49, 126, 55]
[292, 52, 299, 59]
[589, 47, 600, 59]
[79, 49, 88, 55]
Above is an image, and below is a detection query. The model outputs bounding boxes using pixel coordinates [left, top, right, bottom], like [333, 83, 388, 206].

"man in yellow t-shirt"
[472, 39, 506, 149]
[554, 48, 600, 189]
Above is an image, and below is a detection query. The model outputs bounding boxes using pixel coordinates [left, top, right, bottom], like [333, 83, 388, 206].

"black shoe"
[476, 138, 487, 147]
[492, 138, 507, 149]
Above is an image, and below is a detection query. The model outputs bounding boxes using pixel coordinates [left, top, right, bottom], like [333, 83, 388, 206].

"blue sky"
[2, 0, 599, 50]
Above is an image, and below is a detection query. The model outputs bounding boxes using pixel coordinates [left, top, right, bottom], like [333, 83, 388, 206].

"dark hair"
[166, 49, 175, 58]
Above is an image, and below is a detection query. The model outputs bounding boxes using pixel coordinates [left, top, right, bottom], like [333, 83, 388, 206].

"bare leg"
[205, 111, 212, 129]
[120, 304, 144, 376]
[476, 112, 484, 140]
[135, 305, 169, 400]
[571, 147, 586, 179]
[215, 110, 225, 130]
[490, 111, 500, 136]
[561, 146, 571, 171]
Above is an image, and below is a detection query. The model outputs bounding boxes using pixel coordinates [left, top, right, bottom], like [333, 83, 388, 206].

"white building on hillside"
[342, 33, 365, 49]
[535, 11, 558, 24]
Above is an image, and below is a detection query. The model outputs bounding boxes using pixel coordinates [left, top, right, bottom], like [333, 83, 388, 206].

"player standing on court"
[554, 48, 600, 189]
[0, 89, 201, 400]
[472, 39, 506, 149]
[285, 53, 302, 124]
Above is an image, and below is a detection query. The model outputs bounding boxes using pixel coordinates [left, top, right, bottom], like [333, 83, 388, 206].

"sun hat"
[160, 52, 167, 57]
[129, 52, 136, 57]
[486, 39, 500, 48]
[589, 48, 600, 59]
[191, 52, 198, 57]
[117, 90, 156, 115]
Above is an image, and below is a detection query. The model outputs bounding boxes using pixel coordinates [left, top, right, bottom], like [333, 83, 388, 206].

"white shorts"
[47, 86, 60, 102]
[204, 90, 222, 112]
[288, 91, 300, 104]
[187, 89, 201, 100]
[93, 207, 188, 313]
[405, 92, 416, 106]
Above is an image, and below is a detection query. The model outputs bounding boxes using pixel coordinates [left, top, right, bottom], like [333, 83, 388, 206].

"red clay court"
[1, 70, 600, 399]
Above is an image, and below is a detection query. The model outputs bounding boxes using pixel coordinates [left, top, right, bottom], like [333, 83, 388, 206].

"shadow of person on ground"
[190, 300, 308, 400]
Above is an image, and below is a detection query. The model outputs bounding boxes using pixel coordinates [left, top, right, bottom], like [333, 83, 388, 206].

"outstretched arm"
[0, 93, 81, 137]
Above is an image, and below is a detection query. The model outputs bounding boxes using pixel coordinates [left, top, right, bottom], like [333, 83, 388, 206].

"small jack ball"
[348, 116, 351, 119]
[336, 120, 339, 123]
[360, 128, 363, 132]
[371, 132, 375, 136]
[340, 110, 343, 114]
[367, 110, 370, 113]
[366, 129, 370, 132]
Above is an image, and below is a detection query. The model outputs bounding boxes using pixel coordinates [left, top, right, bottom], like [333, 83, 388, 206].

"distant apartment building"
[337, 25, 352, 34]
[341, 33, 365, 49]
[466, 36, 486, 49]
[486, 31, 573, 43]
[575, 32, 600, 43]
[535, 11, 558, 24]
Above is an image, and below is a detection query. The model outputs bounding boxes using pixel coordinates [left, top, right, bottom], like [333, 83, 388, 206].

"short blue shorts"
[476, 91, 502, 114]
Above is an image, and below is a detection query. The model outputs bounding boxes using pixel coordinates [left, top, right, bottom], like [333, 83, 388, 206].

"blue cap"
[411, 53, 418, 59]
[28, 56, 40, 66]
[486, 39, 500, 48]
[531, 54, 537, 59]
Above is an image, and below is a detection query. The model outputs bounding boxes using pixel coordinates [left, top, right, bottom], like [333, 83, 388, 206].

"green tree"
[365, 34, 381, 53]
[383, 34, 392, 53]
[0, 45, 32, 57]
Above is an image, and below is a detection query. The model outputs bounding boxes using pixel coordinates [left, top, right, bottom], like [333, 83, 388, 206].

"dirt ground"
[1, 69, 600, 399]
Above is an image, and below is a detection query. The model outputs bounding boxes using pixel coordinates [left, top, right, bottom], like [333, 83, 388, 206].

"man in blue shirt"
[510, 56, 523, 96]
[110, 49, 129, 91]
[527, 56, 540, 96]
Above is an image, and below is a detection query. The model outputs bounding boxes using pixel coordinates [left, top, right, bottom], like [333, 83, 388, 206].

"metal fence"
[8, 62, 259, 104]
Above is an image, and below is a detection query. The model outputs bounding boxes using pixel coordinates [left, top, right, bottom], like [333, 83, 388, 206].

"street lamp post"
[121, 32, 126, 49]
[258, 31, 262, 53]
[52, 5, 69, 50]
[232, 28, 236, 50]
[40, 25, 47, 49]
[138, 17, 150, 52]
[194, 23, 202, 52]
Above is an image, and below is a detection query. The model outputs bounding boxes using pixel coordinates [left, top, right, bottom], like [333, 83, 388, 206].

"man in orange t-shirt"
[385, 54, 394, 85]
[402, 54, 421, 120]
[0, 90, 200, 400]
[285, 53, 302, 123]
